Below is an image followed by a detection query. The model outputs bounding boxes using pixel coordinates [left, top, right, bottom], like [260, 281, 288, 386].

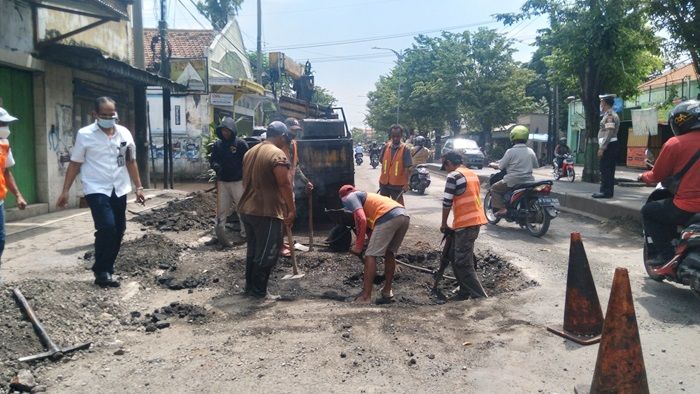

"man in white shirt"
[57, 97, 145, 288]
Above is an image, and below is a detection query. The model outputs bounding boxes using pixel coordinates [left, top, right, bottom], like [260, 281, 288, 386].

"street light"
[372, 46, 404, 125]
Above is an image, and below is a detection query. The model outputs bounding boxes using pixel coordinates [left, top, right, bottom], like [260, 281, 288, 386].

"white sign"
[631, 108, 658, 136]
[210, 93, 234, 107]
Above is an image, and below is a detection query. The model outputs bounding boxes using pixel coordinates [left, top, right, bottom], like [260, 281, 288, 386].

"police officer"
[592, 94, 620, 198]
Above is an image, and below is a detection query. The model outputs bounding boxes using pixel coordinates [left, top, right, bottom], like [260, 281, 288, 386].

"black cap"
[284, 117, 302, 131]
[266, 121, 288, 138]
[440, 151, 463, 170]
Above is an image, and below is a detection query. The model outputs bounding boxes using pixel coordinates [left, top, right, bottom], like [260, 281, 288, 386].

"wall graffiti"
[150, 136, 202, 162]
[49, 104, 74, 175]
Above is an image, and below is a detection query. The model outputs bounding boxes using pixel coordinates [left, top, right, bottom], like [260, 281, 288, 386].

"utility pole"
[159, 0, 172, 189]
[255, 0, 263, 126]
[132, 0, 150, 188]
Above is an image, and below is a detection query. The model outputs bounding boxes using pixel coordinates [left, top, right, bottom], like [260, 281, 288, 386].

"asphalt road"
[354, 161, 700, 392]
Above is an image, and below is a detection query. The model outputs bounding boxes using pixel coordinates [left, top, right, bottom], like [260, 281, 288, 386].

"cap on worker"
[440, 151, 463, 170]
[338, 184, 356, 199]
[599, 94, 616, 106]
[0, 107, 18, 123]
[266, 121, 288, 138]
[284, 117, 302, 131]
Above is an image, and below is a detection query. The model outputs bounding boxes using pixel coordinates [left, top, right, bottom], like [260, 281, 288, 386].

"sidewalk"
[425, 163, 653, 223]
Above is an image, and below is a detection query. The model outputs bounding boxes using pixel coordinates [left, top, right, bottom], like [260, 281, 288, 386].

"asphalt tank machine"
[266, 52, 355, 229]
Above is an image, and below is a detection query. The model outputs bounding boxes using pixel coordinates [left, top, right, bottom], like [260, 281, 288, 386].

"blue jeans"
[86, 190, 127, 274]
[0, 202, 5, 260]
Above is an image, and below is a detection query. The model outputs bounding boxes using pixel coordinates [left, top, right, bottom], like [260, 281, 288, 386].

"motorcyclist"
[409, 136, 432, 171]
[639, 100, 700, 267]
[554, 137, 571, 171]
[369, 141, 381, 157]
[354, 144, 365, 156]
[488, 125, 539, 217]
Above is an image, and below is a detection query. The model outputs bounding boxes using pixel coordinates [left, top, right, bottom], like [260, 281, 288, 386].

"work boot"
[94, 272, 120, 288]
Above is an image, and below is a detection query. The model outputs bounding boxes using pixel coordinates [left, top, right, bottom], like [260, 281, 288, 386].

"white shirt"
[71, 122, 136, 197]
[354, 146, 364, 154]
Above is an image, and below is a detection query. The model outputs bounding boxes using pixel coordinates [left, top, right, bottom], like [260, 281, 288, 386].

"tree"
[645, 1, 700, 86]
[498, 1, 662, 182]
[195, 0, 244, 31]
[311, 86, 337, 107]
[350, 127, 367, 145]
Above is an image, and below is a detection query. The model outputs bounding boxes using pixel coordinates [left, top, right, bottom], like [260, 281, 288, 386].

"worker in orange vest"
[379, 124, 412, 205]
[339, 184, 410, 304]
[280, 117, 313, 257]
[440, 151, 488, 299]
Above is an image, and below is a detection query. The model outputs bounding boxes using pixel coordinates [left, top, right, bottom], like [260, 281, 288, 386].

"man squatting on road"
[209, 116, 249, 246]
[339, 184, 410, 304]
[440, 151, 488, 299]
[237, 121, 295, 299]
[57, 96, 146, 288]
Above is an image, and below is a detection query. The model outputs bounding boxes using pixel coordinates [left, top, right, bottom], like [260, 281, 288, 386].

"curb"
[425, 165, 641, 223]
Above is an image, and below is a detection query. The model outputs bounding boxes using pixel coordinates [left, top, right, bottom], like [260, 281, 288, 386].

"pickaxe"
[13, 288, 91, 362]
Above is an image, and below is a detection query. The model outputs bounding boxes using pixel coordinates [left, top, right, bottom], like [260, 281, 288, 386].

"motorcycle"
[370, 152, 380, 169]
[553, 154, 575, 182]
[483, 171, 560, 237]
[642, 184, 700, 295]
[409, 165, 431, 195]
[355, 152, 363, 165]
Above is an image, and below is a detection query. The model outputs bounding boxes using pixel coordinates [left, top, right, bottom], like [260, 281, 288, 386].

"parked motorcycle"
[553, 154, 575, 182]
[370, 152, 380, 169]
[409, 165, 431, 194]
[355, 152, 363, 165]
[483, 171, 560, 237]
[642, 184, 700, 295]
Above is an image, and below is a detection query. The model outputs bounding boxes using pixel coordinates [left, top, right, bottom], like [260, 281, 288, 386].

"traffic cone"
[547, 232, 604, 345]
[576, 267, 649, 394]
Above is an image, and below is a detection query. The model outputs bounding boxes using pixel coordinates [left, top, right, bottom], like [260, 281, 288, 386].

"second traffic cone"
[547, 233, 604, 345]
[580, 267, 649, 394]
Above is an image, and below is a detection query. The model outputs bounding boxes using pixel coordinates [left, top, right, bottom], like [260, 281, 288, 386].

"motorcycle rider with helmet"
[554, 137, 571, 172]
[488, 125, 539, 217]
[409, 136, 432, 171]
[638, 100, 700, 267]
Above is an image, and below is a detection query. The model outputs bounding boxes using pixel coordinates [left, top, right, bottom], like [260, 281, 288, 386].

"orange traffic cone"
[576, 267, 649, 394]
[547, 233, 604, 345]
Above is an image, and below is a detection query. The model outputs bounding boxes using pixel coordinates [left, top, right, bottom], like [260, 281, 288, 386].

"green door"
[0, 65, 37, 207]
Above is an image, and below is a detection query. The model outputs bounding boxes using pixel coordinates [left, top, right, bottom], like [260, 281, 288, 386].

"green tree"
[350, 127, 367, 145]
[311, 86, 337, 107]
[498, 1, 662, 182]
[195, 0, 244, 31]
[645, 1, 700, 86]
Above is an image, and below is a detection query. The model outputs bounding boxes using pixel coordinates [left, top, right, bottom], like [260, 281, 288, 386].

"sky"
[142, 0, 548, 129]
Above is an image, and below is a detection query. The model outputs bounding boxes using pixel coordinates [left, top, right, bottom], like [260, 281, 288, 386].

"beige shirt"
[238, 142, 291, 220]
[598, 109, 620, 150]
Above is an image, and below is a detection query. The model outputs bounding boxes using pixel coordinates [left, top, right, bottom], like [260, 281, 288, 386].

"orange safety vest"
[379, 143, 408, 186]
[452, 166, 487, 229]
[0, 141, 9, 200]
[363, 192, 402, 229]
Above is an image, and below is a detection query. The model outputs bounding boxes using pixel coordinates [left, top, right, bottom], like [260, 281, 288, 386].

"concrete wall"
[147, 89, 210, 179]
[0, 0, 33, 53]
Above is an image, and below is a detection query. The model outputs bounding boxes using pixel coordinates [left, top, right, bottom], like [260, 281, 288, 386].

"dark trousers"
[449, 226, 487, 298]
[641, 197, 693, 259]
[85, 190, 127, 275]
[241, 214, 283, 297]
[599, 140, 618, 196]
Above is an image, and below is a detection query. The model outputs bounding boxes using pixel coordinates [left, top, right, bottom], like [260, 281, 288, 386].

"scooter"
[355, 152, 363, 166]
[483, 170, 560, 237]
[409, 165, 431, 194]
[642, 181, 700, 295]
[370, 152, 380, 169]
[553, 154, 575, 182]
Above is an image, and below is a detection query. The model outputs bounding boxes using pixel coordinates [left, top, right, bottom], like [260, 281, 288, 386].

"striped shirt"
[443, 169, 467, 208]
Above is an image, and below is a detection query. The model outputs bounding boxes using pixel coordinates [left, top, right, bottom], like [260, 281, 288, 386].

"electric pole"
[256, 0, 263, 126]
[159, 0, 173, 188]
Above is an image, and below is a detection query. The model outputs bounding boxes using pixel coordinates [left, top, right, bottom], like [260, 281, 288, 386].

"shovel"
[282, 225, 305, 280]
[308, 191, 314, 252]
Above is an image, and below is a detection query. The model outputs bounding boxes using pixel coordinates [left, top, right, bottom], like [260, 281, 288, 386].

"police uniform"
[596, 94, 620, 197]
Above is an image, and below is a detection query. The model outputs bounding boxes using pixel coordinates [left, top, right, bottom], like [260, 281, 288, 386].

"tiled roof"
[144, 29, 215, 71]
[639, 63, 698, 90]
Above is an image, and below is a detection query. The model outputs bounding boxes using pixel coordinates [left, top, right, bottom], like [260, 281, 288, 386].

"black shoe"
[94, 272, 120, 288]
[591, 193, 613, 199]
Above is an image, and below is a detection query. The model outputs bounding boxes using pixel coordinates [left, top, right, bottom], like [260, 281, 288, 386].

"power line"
[264, 20, 497, 51]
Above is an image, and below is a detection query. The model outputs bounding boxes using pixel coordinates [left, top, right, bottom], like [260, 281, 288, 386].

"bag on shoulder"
[664, 149, 700, 195]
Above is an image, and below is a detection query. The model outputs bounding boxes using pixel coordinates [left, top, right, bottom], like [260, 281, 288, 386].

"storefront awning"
[37, 44, 185, 91]
[29, 0, 131, 20]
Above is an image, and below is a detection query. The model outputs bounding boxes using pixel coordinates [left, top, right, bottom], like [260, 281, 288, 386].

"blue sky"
[142, 0, 547, 129]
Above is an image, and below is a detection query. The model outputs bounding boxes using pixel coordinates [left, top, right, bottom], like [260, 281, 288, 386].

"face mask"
[0, 126, 10, 139]
[97, 117, 117, 129]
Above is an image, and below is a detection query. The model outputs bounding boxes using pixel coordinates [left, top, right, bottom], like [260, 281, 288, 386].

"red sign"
[627, 147, 647, 168]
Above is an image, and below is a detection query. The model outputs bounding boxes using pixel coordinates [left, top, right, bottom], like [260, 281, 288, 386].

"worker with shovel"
[339, 184, 410, 304]
[440, 151, 488, 299]
[238, 121, 295, 300]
